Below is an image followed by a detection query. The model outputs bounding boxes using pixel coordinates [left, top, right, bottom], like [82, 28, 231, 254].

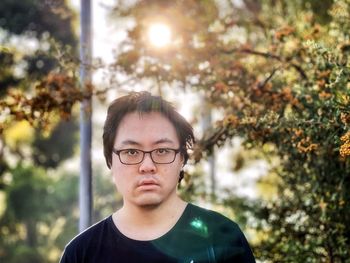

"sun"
[147, 23, 172, 48]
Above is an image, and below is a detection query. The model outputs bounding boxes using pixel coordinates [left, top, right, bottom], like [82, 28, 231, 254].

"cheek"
[111, 164, 128, 191]
[112, 173, 132, 197]
[161, 163, 182, 179]
[111, 171, 121, 191]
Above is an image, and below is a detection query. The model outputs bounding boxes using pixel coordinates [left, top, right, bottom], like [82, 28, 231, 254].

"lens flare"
[147, 23, 172, 48]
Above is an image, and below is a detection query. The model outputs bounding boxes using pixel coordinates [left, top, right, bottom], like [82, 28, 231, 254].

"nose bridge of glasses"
[142, 150, 156, 164]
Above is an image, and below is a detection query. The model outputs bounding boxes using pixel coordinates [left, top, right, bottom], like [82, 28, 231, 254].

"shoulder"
[187, 203, 240, 230]
[67, 216, 111, 248]
[60, 216, 112, 262]
[186, 203, 246, 244]
[187, 203, 252, 248]
[187, 203, 256, 262]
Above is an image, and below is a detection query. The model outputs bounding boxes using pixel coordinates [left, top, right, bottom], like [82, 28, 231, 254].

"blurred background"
[0, 0, 349, 262]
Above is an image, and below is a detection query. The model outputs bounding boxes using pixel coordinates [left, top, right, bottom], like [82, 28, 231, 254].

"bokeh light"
[147, 23, 172, 48]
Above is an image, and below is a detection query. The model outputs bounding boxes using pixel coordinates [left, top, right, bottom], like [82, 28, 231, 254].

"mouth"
[137, 178, 159, 189]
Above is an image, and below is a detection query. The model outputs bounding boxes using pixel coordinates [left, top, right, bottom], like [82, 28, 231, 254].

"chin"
[135, 196, 163, 208]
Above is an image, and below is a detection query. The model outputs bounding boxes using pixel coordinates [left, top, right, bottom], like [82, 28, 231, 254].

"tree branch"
[257, 67, 279, 89]
[221, 48, 308, 80]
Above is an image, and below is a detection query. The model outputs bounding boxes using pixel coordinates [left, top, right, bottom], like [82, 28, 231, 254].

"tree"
[0, 0, 79, 171]
[0, 165, 79, 263]
[0, 1, 81, 262]
[107, 0, 350, 262]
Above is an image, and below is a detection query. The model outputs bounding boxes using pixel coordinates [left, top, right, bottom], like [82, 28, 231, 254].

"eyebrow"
[120, 140, 141, 146]
[119, 138, 175, 147]
[154, 138, 175, 145]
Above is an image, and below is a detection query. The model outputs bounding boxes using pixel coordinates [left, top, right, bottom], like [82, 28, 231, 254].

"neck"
[113, 197, 187, 240]
[121, 196, 186, 226]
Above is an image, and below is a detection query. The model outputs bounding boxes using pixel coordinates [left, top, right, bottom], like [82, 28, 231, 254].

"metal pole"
[201, 99, 216, 199]
[79, 0, 92, 232]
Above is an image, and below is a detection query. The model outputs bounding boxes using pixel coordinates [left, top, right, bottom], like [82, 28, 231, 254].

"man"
[60, 91, 256, 262]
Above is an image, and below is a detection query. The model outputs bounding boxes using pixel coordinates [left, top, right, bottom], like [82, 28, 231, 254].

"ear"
[178, 170, 184, 184]
[180, 155, 186, 167]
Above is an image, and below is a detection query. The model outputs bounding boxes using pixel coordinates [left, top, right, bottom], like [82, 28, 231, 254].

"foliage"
[109, 0, 350, 262]
[0, 0, 79, 132]
[32, 119, 79, 168]
[0, 0, 79, 165]
[0, 1, 81, 262]
[0, 165, 79, 263]
[0, 0, 76, 43]
[0, 0, 349, 262]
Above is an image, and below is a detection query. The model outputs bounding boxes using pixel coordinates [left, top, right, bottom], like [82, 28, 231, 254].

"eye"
[123, 149, 140, 156]
[155, 148, 171, 155]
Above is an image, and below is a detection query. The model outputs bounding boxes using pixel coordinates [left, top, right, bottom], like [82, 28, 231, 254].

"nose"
[139, 152, 157, 173]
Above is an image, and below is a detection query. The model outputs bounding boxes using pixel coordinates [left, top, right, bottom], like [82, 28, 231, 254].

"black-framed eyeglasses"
[112, 148, 182, 165]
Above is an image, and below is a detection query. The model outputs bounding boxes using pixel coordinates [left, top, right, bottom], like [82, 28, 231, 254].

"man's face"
[112, 112, 183, 208]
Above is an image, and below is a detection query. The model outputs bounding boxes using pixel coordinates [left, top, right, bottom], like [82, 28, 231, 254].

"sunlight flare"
[147, 23, 172, 48]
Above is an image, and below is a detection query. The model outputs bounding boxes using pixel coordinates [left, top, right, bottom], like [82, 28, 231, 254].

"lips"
[137, 178, 159, 188]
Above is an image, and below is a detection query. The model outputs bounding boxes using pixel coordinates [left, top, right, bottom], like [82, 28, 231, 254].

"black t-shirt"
[60, 203, 255, 263]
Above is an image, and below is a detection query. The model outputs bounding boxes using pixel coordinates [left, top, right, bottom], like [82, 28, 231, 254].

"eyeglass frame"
[112, 148, 183, 165]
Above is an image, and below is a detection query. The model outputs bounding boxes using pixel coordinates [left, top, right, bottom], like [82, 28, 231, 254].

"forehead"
[114, 112, 179, 146]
